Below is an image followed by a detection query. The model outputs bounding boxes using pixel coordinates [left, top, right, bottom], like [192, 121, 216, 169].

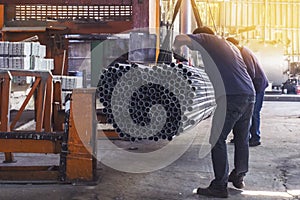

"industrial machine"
[0, 0, 215, 182]
[0, 70, 97, 182]
[0, 0, 155, 182]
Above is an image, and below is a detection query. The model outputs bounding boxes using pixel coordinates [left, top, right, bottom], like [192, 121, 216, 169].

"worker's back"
[188, 33, 255, 98]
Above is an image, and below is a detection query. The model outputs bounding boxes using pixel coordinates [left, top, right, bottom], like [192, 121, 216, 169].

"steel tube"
[97, 63, 216, 141]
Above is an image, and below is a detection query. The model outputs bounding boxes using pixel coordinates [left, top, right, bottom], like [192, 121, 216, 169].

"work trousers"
[250, 91, 265, 142]
[209, 95, 255, 188]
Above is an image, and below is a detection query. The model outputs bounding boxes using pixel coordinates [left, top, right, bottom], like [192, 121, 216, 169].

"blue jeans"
[250, 92, 264, 142]
[209, 95, 255, 187]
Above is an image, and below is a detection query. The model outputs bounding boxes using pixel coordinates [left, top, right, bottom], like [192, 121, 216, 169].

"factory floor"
[1, 101, 300, 200]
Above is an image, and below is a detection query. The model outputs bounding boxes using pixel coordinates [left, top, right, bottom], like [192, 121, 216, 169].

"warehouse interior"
[0, 0, 300, 200]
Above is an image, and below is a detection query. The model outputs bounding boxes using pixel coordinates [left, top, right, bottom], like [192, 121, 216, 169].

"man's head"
[226, 37, 239, 46]
[193, 26, 215, 35]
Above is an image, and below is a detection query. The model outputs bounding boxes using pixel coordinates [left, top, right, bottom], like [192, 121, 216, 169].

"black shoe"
[228, 170, 245, 189]
[196, 185, 228, 198]
[249, 140, 261, 147]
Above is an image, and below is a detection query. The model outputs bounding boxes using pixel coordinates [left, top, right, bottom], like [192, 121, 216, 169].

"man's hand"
[172, 34, 193, 62]
[172, 45, 187, 62]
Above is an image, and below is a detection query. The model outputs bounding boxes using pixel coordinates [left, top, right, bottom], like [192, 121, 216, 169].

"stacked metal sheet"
[8, 42, 32, 57]
[97, 63, 216, 141]
[53, 75, 83, 103]
[0, 57, 8, 69]
[0, 41, 9, 56]
[0, 41, 54, 84]
[53, 75, 83, 90]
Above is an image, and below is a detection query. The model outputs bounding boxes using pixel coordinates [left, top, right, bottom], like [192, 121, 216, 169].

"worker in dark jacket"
[227, 37, 269, 147]
[173, 27, 255, 198]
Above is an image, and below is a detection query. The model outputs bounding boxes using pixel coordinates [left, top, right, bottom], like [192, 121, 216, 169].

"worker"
[172, 26, 255, 198]
[226, 37, 268, 147]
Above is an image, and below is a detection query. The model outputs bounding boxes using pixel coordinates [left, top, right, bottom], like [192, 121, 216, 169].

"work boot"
[228, 169, 245, 189]
[194, 183, 228, 198]
[249, 139, 261, 147]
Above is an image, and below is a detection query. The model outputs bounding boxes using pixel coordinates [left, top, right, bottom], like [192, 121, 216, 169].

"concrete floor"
[1, 101, 300, 200]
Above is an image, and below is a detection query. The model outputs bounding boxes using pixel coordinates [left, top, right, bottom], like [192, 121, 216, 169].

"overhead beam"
[0, 0, 132, 5]
[2, 21, 133, 39]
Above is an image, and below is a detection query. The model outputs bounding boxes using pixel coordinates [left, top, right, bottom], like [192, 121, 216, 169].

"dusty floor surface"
[0, 101, 300, 200]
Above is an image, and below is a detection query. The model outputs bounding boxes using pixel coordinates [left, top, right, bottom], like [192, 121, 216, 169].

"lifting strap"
[171, 0, 203, 28]
[157, 0, 183, 64]
[171, 0, 183, 27]
[190, 0, 203, 28]
[157, 0, 203, 63]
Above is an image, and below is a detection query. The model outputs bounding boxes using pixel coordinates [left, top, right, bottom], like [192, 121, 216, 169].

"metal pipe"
[98, 63, 215, 141]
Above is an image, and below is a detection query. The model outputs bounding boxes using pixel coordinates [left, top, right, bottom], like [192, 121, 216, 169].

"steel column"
[0, 71, 14, 163]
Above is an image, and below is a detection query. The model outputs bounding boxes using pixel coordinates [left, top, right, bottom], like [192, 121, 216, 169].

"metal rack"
[0, 69, 97, 183]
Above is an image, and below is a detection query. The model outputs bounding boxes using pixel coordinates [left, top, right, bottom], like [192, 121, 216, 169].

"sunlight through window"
[242, 190, 293, 198]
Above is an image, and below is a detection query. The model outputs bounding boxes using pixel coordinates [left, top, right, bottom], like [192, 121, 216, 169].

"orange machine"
[0, 0, 154, 182]
[0, 70, 97, 182]
[0, 0, 160, 182]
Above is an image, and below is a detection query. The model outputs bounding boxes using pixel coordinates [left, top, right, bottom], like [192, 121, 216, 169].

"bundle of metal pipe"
[97, 63, 216, 141]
